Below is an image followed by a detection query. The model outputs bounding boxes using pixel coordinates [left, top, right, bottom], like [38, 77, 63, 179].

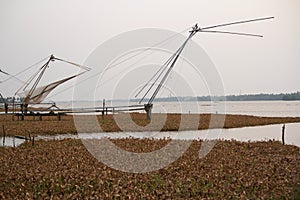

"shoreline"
[1, 113, 300, 137]
[1, 113, 299, 198]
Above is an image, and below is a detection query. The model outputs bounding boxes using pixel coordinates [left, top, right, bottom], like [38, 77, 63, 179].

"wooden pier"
[11, 104, 151, 121]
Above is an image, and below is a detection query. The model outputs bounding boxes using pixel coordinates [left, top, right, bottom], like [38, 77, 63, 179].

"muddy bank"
[1, 113, 300, 136]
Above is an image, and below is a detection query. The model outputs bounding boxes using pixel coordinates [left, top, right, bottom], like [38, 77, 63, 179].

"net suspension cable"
[15, 55, 90, 104]
[43, 26, 194, 108]
[136, 16, 274, 105]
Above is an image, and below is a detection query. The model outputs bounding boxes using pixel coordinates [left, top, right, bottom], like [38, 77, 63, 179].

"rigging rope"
[42, 17, 274, 107]
[44, 26, 194, 108]
[141, 17, 274, 104]
[137, 41, 186, 104]
[1, 55, 50, 84]
[15, 55, 90, 105]
[148, 32, 195, 104]
[54, 57, 91, 71]
[134, 54, 174, 98]
[104, 26, 193, 73]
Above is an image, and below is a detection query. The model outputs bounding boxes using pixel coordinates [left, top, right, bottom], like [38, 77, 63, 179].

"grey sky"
[0, 0, 299, 101]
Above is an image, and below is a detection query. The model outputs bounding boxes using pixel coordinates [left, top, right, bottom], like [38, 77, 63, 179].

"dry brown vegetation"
[1, 112, 300, 199]
[0, 113, 300, 137]
[0, 139, 299, 199]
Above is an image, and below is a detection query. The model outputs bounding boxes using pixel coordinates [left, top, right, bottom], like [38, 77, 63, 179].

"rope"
[15, 55, 90, 106]
[148, 32, 195, 104]
[44, 26, 194, 108]
[54, 57, 91, 71]
[1, 55, 50, 83]
[135, 50, 177, 98]
[24, 60, 50, 101]
[104, 26, 193, 73]
[45, 17, 274, 107]
[138, 44, 183, 104]
[144, 18, 274, 104]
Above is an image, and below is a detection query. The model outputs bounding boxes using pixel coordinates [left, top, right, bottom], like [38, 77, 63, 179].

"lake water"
[56, 100, 300, 117]
[78, 123, 300, 147]
[0, 137, 27, 147]
[1, 123, 299, 147]
[1, 101, 299, 147]
[3, 101, 299, 117]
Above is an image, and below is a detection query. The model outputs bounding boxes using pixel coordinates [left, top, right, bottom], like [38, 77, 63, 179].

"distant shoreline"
[1, 91, 300, 104]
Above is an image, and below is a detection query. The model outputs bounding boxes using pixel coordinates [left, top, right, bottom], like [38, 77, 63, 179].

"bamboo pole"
[282, 124, 285, 145]
[2, 125, 5, 146]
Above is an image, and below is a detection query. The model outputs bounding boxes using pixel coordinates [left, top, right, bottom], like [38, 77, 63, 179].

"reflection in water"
[0, 137, 26, 147]
[220, 123, 300, 147]
[1, 123, 298, 148]
[77, 123, 300, 147]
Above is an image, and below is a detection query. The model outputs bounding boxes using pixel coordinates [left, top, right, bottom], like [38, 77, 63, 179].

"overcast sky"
[0, 0, 299, 101]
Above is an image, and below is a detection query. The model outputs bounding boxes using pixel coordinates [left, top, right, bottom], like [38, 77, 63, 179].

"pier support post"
[2, 125, 5, 146]
[4, 103, 8, 114]
[102, 99, 105, 120]
[282, 124, 285, 145]
[144, 103, 153, 120]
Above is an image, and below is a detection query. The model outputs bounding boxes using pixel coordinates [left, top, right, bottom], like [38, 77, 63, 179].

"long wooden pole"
[282, 124, 285, 145]
[2, 125, 5, 146]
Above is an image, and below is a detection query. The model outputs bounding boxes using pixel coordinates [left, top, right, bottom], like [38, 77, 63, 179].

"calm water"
[2, 123, 299, 147]
[56, 100, 300, 117]
[80, 123, 300, 147]
[1, 101, 299, 147]
[0, 137, 27, 147]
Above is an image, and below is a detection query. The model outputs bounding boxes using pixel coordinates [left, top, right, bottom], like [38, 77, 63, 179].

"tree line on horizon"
[218, 91, 300, 101]
[1, 91, 300, 104]
[154, 91, 300, 102]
